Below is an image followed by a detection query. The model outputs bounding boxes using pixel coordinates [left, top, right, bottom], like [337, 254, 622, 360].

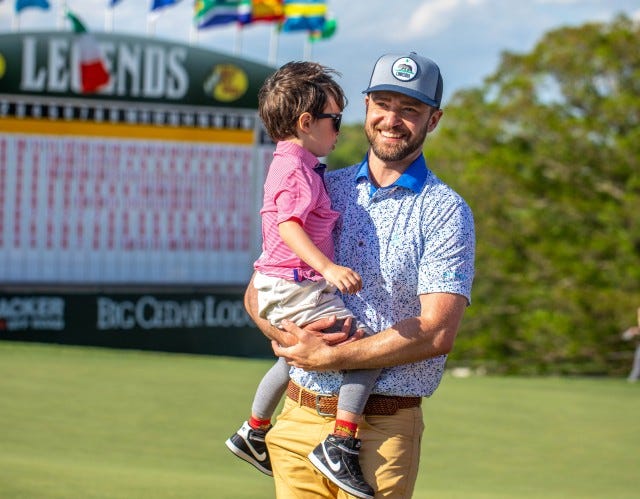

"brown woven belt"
[286, 380, 421, 417]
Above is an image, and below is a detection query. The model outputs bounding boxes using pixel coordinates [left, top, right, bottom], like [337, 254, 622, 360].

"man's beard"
[365, 121, 429, 162]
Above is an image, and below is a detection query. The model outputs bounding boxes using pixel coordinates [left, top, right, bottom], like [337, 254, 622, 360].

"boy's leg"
[226, 357, 290, 476]
[251, 356, 291, 419]
[308, 369, 382, 499]
[336, 368, 383, 415]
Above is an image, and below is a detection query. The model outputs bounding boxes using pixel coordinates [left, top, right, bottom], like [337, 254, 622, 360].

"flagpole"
[105, 7, 114, 33]
[303, 37, 312, 61]
[147, 15, 157, 37]
[268, 24, 279, 66]
[234, 24, 243, 56]
[12, 11, 19, 32]
[58, 0, 68, 29]
[189, 23, 198, 45]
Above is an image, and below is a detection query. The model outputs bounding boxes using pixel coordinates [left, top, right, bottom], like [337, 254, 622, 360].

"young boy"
[225, 61, 378, 499]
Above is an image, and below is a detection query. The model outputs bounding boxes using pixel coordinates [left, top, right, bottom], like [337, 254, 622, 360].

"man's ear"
[427, 109, 443, 133]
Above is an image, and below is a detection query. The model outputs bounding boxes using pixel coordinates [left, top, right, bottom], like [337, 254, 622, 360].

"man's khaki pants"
[266, 397, 424, 498]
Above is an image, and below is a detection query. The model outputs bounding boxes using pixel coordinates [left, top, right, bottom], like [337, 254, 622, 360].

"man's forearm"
[327, 294, 466, 370]
[325, 316, 455, 370]
[276, 292, 468, 371]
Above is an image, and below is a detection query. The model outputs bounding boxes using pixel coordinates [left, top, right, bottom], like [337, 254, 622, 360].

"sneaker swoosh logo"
[322, 442, 342, 473]
[246, 440, 267, 462]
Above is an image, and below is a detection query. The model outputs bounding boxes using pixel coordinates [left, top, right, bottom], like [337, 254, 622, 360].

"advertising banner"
[0, 289, 272, 358]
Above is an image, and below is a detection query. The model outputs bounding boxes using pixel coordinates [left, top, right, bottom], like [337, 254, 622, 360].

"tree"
[326, 123, 369, 170]
[431, 15, 640, 374]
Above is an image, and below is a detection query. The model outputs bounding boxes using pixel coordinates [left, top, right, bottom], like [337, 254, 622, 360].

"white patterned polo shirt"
[289, 154, 476, 397]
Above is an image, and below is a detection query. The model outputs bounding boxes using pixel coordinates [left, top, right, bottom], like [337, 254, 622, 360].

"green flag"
[308, 16, 336, 43]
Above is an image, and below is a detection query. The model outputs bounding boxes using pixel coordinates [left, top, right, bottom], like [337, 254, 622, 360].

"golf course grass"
[1, 341, 637, 498]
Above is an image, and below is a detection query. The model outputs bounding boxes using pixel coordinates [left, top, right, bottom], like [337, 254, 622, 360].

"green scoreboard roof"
[0, 31, 276, 110]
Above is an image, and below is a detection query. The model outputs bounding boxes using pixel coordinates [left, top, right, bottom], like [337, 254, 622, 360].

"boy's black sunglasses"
[315, 113, 342, 132]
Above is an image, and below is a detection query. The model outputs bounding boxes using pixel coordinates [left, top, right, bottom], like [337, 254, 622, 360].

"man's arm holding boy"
[245, 275, 467, 370]
[243, 272, 358, 348]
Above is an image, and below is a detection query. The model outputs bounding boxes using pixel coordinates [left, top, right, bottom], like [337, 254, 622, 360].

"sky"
[1, 0, 639, 124]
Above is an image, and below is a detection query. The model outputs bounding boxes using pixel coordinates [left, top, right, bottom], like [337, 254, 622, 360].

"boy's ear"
[298, 112, 313, 133]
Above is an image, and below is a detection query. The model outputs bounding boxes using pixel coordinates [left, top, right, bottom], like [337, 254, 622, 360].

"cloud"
[534, 0, 581, 4]
[404, 0, 486, 39]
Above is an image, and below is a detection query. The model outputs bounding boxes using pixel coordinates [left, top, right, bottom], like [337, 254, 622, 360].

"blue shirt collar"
[355, 152, 429, 195]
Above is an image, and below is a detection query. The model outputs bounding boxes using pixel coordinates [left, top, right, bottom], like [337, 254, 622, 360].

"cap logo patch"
[391, 57, 418, 82]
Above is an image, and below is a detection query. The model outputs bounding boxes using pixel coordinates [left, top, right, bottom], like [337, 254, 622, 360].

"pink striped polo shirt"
[253, 141, 340, 281]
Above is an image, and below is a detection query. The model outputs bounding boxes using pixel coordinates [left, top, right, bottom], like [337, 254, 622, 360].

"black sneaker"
[225, 421, 272, 476]
[308, 434, 374, 499]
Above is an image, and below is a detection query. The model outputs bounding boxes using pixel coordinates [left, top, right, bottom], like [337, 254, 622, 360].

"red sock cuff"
[249, 416, 271, 430]
[334, 419, 358, 437]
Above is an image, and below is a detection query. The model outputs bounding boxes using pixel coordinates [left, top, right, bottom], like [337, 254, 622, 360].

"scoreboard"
[0, 31, 275, 286]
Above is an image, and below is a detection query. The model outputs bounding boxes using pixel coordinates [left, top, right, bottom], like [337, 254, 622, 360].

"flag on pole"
[308, 15, 335, 42]
[66, 10, 110, 93]
[245, 0, 284, 24]
[246, 0, 284, 63]
[195, 0, 250, 30]
[15, 0, 50, 12]
[150, 0, 182, 12]
[281, 0, 326, 32]
[149, 0, 183, 36]
[105, 0, 123, 32]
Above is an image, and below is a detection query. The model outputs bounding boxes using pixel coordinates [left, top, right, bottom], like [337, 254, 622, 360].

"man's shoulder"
[424, 172, 473, 214]
[326, 164, 359, 181]
[325, 164, 359, 194]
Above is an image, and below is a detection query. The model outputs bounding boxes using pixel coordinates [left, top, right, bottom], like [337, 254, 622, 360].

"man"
[245, 51, 475, 498]
[621, 307, 640, 382]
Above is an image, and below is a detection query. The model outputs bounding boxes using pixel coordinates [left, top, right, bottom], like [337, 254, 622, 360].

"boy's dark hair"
[258, 61, 346, 142]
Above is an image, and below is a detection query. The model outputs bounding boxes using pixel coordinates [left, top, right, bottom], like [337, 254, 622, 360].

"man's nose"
[382, 108, 402, 127]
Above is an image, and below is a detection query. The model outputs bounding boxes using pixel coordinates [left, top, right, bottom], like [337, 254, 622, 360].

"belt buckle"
[315, 394, 335, 417]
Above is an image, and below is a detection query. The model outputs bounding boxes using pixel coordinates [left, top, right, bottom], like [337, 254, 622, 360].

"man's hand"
[302, 316, 364, 345]
[272, 319, 335, 370]
[272, 317, 365, 370]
